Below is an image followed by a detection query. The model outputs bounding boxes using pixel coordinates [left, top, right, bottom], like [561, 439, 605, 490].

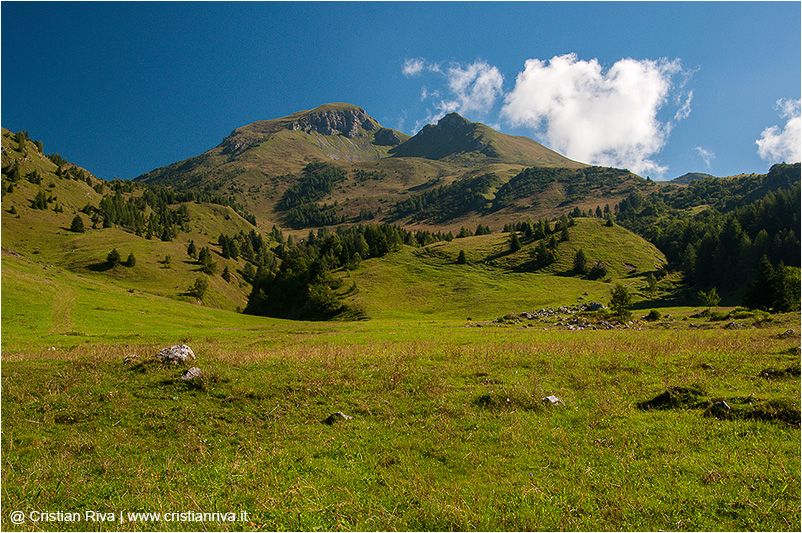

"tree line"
[614, 163, 800, 311]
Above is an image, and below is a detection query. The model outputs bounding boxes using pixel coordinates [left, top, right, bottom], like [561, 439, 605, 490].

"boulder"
[156, 344, 196, 364]
[181, 367, 203, 381]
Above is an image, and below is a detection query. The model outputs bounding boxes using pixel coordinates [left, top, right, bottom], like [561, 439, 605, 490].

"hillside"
[343, 218, 667, 320]
[2, 128, 264, 312]
[135, 104, 654, 235]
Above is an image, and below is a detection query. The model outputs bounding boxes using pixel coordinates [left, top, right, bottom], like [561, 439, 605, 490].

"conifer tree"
[70, 215, 85, 233]
[609, 283, 632, 321]
[106, 248, 121, 266]
[509, 230, 521, 252]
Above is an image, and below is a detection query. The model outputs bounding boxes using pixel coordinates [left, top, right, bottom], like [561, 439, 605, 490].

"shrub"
[645, 309, 661, 321]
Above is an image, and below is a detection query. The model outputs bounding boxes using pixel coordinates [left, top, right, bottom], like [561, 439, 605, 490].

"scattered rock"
[322, 412, 352, 425]
[701, 363, 716, 371]
[123, 354, 140, 365]
[156, 344, 196, 364]
[181, 367, 203, 381]
[542, 395, 565, 407]
[723, 321, 740, 329]
[778, 329, 797, 339]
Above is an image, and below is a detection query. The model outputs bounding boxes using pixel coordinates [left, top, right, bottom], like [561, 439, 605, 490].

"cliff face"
[288, 107, 377, 138]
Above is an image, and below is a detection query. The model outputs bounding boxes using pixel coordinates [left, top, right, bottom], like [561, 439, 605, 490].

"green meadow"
[2, 244, 800, 532]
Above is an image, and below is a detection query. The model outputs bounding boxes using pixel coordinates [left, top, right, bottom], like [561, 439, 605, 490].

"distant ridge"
[670, 172, 717, 185]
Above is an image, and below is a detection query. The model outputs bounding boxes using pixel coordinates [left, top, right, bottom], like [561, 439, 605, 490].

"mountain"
[670, 172, 717, 185]
[136, 103, 410, 185]
[389, 112, 583, 167]
[135, 103, 651, 233]
[1, 128, 258, 312]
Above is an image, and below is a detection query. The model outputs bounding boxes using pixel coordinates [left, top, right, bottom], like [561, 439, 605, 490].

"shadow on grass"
[85, 261, 115, 272]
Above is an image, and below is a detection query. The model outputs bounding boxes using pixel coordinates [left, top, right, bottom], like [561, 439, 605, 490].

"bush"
[645, 309, 662, 321]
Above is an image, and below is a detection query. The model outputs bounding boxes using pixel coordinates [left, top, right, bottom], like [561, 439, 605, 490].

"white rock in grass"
[542, 395, 565, 407]
[156, 344, 196, 364]
[181, 367, 203, 381]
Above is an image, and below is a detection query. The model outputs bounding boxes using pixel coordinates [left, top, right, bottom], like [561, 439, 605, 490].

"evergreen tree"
[222, 265, 231, 282]
[698, 287, 720, 308]
[70, 215, 85, 233]
[573, 249, 588, 274]
[32, 191, 48, 210]
[609, 283, 632, 321]
[457, 250, 467, 264]
[189, 277, 209, 299]
[106, 248, 122, 266]
[125, 252, 136, 268]
[646, 272, 659, 299]
[187, 240, 197, 258]
[509, 230, 522, 252]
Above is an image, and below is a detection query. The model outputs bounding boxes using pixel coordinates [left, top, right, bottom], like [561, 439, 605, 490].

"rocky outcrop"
[289, 107, 376, 138]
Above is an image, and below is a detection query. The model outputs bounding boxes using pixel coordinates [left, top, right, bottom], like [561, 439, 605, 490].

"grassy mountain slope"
[342, 218, 667, 320]
[2, 130, 262, 311]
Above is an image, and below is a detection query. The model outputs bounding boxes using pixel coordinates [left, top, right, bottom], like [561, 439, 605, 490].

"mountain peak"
[389, 112, 582, 167]
[286, 103, 378, 139]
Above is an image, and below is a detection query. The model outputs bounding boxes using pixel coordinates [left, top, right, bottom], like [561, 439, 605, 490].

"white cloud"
[402, 58, 504, 132]
[402, 58, 426, 77]
[403, 58, 440, 77]
[501, 53, 692, 177]
[442, 61, 504, 115]
[756, 98, 801, 163]
[695, 146, 715, 168]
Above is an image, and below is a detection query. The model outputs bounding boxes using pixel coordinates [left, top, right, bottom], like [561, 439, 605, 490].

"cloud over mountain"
[756, 98, 801, 163]
[500, 53, 690, 177]
[402, 58, 504, 132]
[403, 54, 693, 177]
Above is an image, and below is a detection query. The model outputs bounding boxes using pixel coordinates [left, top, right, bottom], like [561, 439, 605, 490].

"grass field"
[2, 319, 800, 531]
[2, 244, 800, 531]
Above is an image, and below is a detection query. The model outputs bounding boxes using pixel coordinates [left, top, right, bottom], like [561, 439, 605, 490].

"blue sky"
[2, 1, 800, 180]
